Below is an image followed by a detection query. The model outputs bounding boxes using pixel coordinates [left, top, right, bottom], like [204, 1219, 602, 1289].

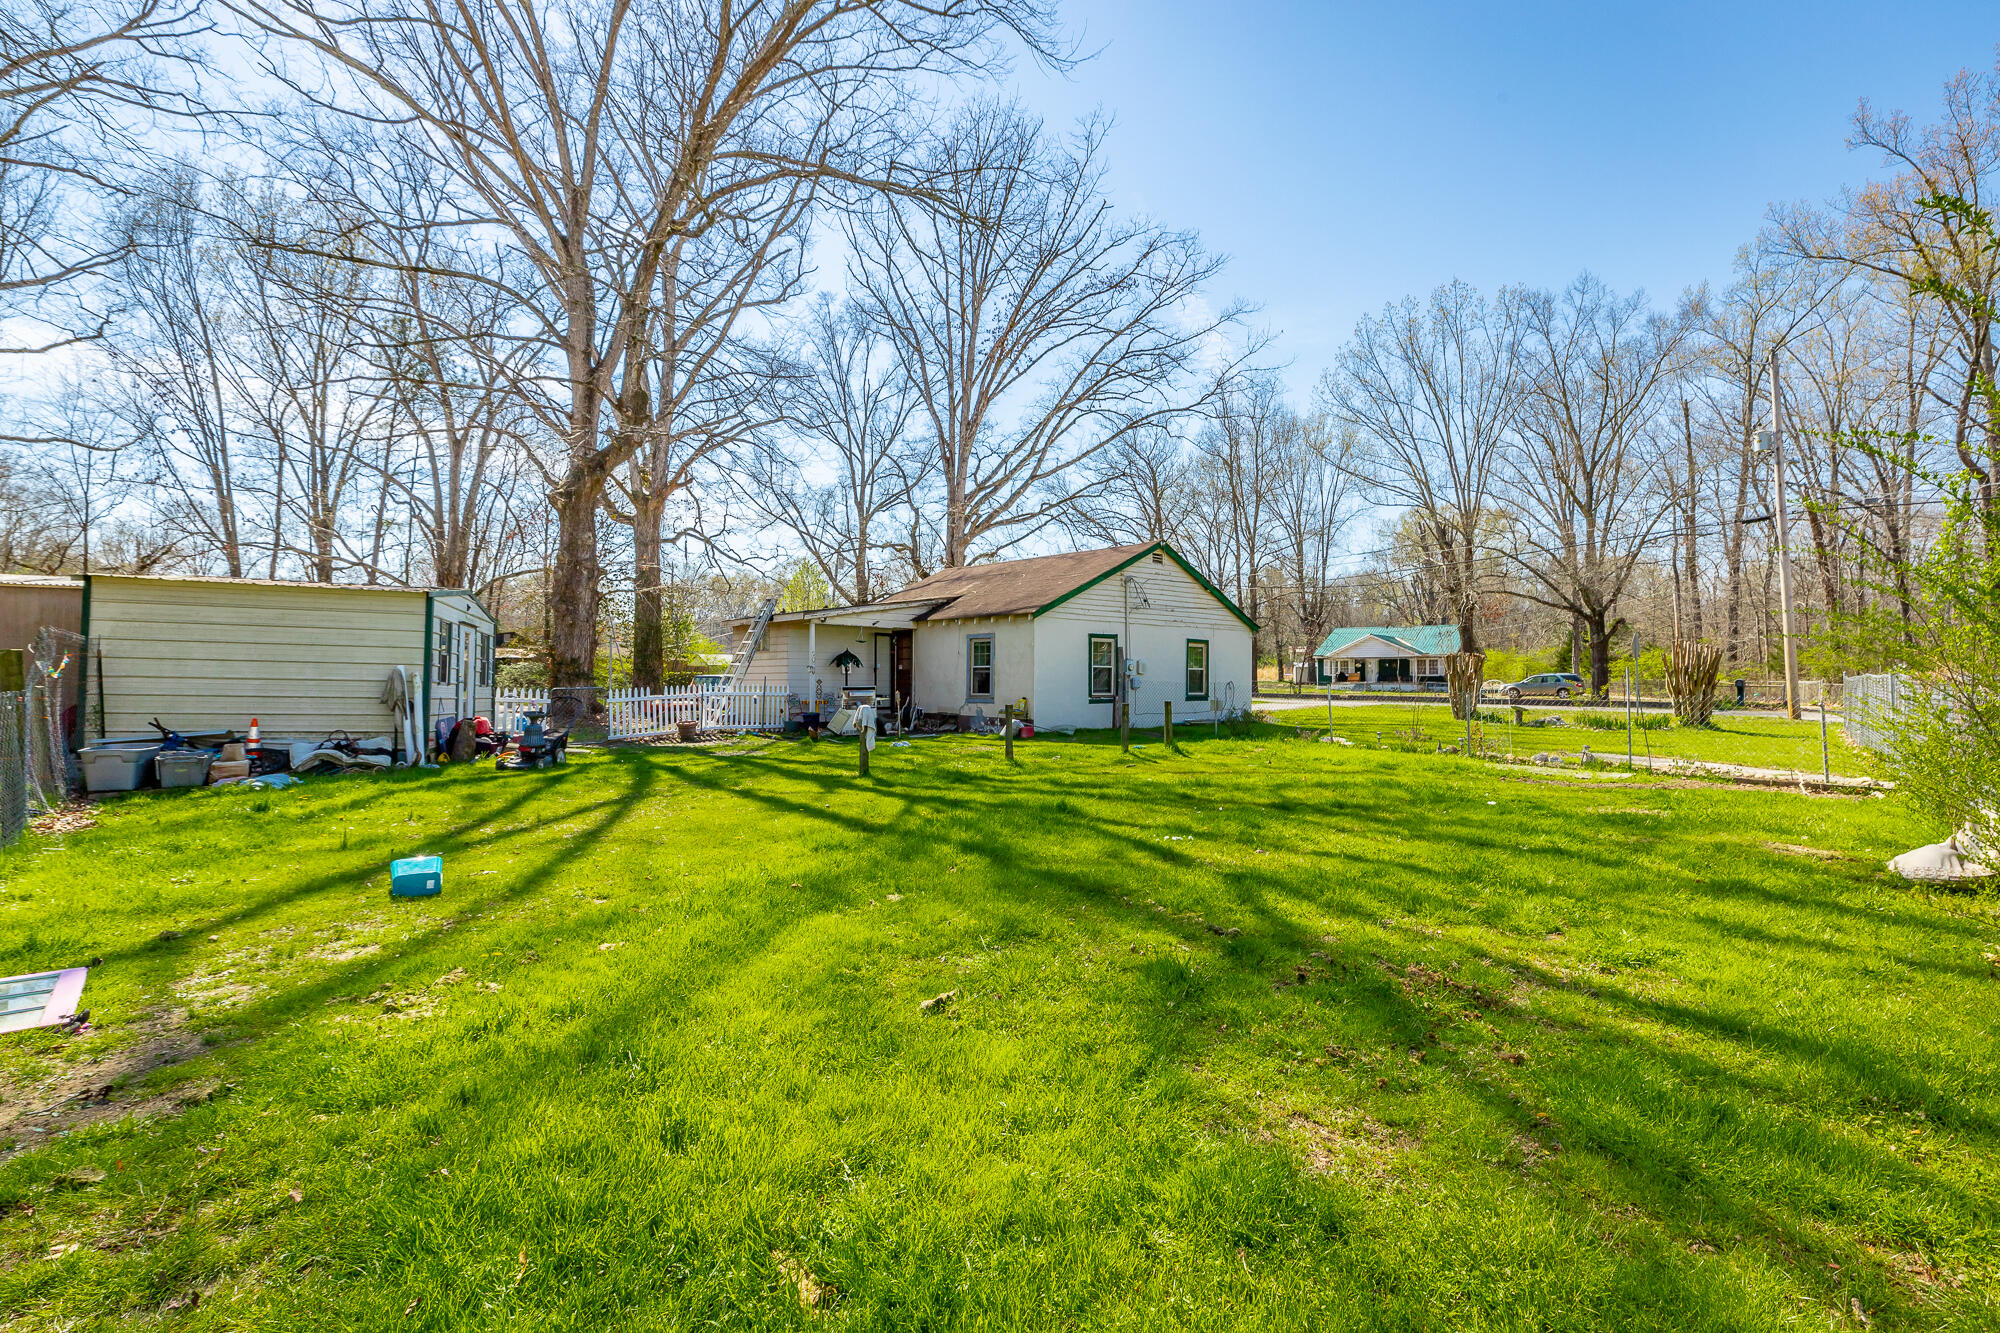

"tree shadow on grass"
[650, 739, 1992, 1321]
[6, 739, 1985, 1328]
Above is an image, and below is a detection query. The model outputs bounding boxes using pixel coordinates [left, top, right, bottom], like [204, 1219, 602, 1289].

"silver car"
[1494, 672, 1585, 702]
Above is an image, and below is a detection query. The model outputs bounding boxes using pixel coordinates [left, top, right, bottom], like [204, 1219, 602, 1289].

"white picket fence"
[494, 684, 789, 739]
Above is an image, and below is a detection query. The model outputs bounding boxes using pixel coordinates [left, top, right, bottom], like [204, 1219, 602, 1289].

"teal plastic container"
[390, 855, 443, 897]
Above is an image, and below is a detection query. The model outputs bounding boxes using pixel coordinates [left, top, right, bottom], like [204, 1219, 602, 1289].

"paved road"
[1253, 692, 1817, 722]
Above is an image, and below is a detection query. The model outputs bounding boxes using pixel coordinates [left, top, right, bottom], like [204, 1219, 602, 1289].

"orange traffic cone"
[247, 718, 261, 751]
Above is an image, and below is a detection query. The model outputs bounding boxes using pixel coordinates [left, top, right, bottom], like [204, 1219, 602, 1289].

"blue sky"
[1008, 1, 1999, 396]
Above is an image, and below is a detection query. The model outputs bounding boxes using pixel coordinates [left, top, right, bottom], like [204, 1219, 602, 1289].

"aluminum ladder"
[704, 595, 777, 729]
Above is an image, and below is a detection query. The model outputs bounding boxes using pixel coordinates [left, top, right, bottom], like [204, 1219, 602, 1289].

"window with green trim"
[967, 634, 994, 701]
[1185, 639, 1208, 699]
[435, 620, 455, 684]
[1088, 635, 1117, 701]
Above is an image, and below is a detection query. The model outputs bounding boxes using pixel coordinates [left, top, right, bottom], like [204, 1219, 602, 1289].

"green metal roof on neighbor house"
[1314, 625, 1463, 658]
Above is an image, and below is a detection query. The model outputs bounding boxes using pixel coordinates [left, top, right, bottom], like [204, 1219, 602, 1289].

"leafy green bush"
[1829, 193, 2000, 851]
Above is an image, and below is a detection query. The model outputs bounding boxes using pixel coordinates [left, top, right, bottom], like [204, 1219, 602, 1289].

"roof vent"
[1151, 550, 1164, 565]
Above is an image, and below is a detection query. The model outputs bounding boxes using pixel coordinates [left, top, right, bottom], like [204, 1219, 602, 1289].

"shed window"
[1185, 639, 1208, 699]
[967, 635, 994, 701]
[477, 630, 493, 687]
[435, 619, 455, 684]
[1088, 635, 1117, 701]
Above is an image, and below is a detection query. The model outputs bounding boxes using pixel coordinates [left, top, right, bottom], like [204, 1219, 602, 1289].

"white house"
[1312, 624, 1461, 690]
[723, 542, 1256, 730]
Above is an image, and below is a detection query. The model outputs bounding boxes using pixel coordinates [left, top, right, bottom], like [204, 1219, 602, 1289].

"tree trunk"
[548, 471, 604, 689]
[1681, 402, 1701, 640]
[1586, 609, 1611, 696]
[631, 487, 665, 692]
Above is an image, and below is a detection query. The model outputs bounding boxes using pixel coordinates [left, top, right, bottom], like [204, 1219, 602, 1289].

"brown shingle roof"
[881, 543, 1157, 620]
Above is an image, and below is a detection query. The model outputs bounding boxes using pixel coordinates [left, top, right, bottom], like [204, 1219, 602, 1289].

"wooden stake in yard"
[1164, 701, 1173, 748]
[858, 707, 871, 777]
[1120, 700, 1130, 753]
[1004, 704, 1015, 762]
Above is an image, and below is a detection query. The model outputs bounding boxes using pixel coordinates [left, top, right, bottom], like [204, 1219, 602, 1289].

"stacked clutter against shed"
[77, 714, 401, 793]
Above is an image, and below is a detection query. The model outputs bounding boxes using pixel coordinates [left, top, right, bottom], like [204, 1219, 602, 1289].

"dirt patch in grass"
[28, 805, 98, 838]
[173, 969, 265, 1011]
[0, 1010, 208, 1160]
[306, 940, 381, 964]
[1764, 842, 1854, 861]
[1285, 1109, 1415, 1182]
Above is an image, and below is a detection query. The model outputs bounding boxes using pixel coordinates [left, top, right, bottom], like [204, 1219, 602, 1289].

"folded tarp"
[290, 736, 396, 774]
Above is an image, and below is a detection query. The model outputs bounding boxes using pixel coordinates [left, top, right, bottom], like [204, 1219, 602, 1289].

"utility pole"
[1765, 348, 1802, 720]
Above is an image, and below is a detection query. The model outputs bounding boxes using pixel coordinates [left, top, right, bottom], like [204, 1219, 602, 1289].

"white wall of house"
[1030, 554, 1252, 729]
[733, 621, 799, 696]
[910, 616, 1032, 718]
[426, 590, 499, 733]
[733, 619, 897, 706]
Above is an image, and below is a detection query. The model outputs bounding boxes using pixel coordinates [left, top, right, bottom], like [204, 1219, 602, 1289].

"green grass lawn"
[1262, 700, 1876, 777]
[0, 732, 1991, 1330]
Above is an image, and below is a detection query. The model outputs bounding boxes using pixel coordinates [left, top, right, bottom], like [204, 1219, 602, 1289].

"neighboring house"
[723, 541, 1256, 729]
[1312, 625, 1462, 690]
[65, 574, 496, 750]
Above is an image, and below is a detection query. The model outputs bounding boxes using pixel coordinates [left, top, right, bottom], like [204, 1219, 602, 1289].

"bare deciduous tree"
[852, 101, 1237, 567]
[1319, 279, 1528, 655]
[1500, 274, 1699, 693]
[0, 0, 204, 352]
[227, 0, 1062, 687]
[1776, 63, 2000, 511]
[732, 295, 927, 605]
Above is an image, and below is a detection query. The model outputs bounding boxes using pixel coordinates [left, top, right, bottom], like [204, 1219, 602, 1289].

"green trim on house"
[1087, 632, 1118, 702]
[432, 587, 500, 630]
[77, 575, 93, 748]
[1031, 542, 1260, 631]
[965, 633, 994, 702]
[1184, 638, 1209, 700]
[421, 591, 433, 748]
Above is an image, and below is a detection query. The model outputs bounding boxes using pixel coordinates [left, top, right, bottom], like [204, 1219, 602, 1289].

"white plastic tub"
[155, 750, 213, 789]
[78, 744, 162, 793]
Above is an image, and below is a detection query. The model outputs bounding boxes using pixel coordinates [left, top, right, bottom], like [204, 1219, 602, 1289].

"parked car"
[1491, 672, 1586, 702]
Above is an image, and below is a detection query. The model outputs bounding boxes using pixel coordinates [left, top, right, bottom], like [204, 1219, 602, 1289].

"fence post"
[1120, 700, 1130, 753]
[1819, 699, 1830, 784]
[1625, 665, 1634, 770]
[1164, 700, 1173, 748]
[1004, 704, 1015, 761]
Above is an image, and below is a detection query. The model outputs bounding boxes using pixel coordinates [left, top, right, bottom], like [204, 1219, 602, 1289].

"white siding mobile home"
[82, 574, 497, 749]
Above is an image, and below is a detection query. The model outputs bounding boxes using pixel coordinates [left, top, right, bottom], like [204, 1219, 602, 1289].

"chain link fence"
[1842, 674, 1904, 755]
[26, 627, 86, 812]
[0, 691, 26, 847]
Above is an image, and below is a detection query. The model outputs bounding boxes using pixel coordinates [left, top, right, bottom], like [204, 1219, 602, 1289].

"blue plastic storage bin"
[390, 855, 443, 897]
